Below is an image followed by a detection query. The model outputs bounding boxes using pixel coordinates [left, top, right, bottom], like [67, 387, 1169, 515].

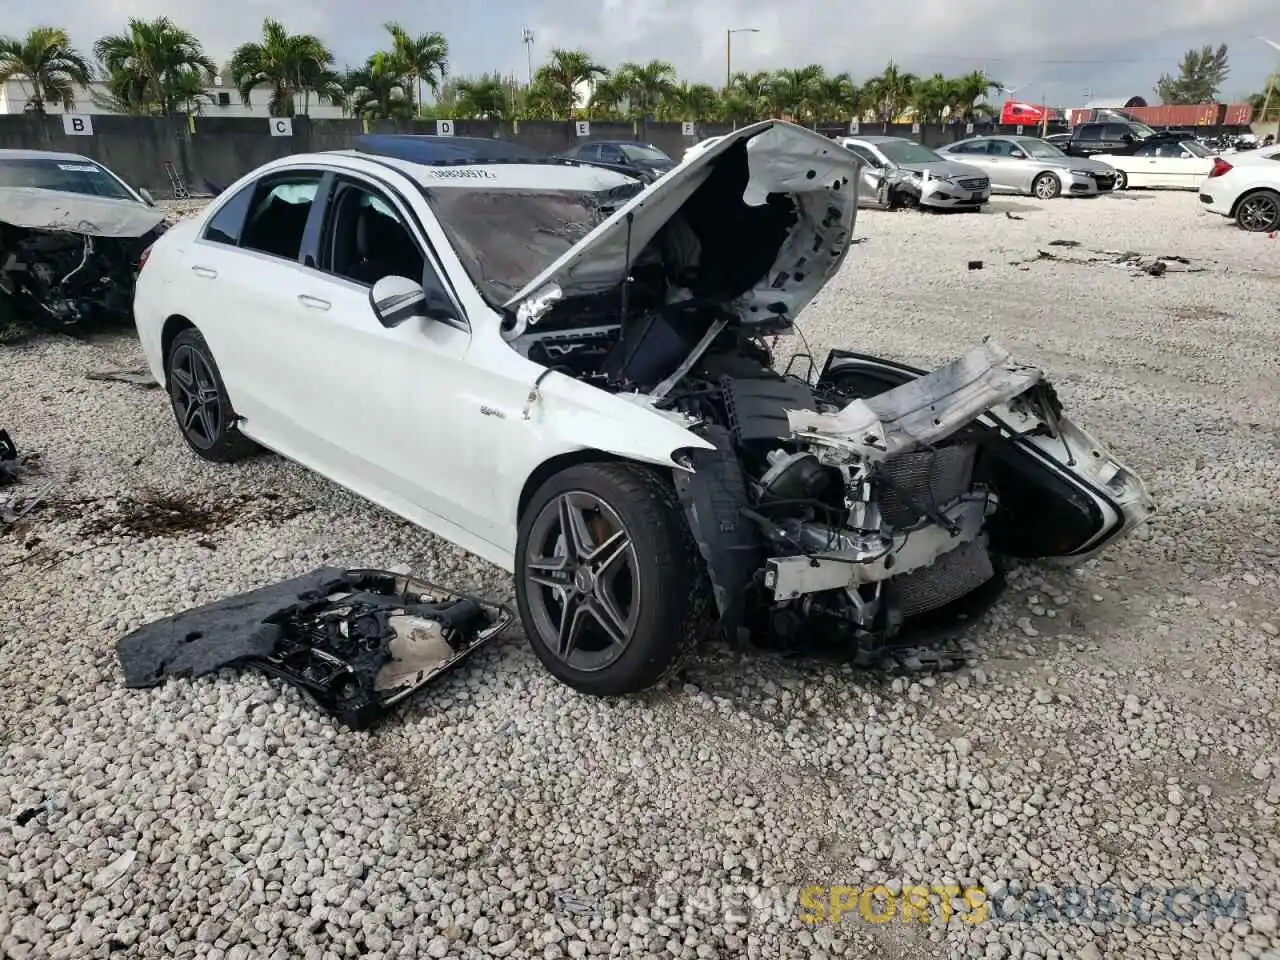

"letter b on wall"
[62, 114, 94, 136]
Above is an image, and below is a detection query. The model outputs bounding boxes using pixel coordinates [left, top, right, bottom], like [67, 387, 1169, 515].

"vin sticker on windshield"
[57, 163, 101, 172]
[429, 168, 497, 179]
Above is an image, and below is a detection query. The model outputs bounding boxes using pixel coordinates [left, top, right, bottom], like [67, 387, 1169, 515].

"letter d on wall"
[62, 114, 94, 136]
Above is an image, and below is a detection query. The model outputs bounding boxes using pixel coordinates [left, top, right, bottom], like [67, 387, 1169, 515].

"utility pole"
[725, 27, 759, 92]
[521, 27, 534, 86]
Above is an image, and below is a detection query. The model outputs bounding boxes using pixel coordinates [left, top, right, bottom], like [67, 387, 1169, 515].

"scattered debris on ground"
[116, 567, 514, 729]
[1011, 246, 1210, 276]
[74, 490, 314, 540]
[86, 367, 159, 388]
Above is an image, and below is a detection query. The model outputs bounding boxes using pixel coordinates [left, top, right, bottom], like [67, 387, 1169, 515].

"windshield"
[1129, 120, 1157, 138]
[425, 186, 642, 305]
[0, 157, 135, 201]
[620, 144, 672, 163]
[1181, 140, 1211, 158]
[1016, 138, 1067, 159]
[877, 140, 944, 165]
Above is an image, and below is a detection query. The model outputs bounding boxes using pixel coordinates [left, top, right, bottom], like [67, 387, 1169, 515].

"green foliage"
[1155, 44, 1230, 104]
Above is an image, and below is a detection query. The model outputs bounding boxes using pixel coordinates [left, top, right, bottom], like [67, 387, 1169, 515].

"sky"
[7, 0, 1280, 107]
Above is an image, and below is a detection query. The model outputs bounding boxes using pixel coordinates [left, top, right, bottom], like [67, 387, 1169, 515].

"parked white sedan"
[132, 120, 1154, 697]
[1094, 138, 1216, 190]
[1197, 146, 1280, 231]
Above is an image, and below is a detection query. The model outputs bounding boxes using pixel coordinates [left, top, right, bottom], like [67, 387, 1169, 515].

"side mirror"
[1010, 149, 1026, 159]
[369, 275, 428, 328]
[139, 187, 156, 206]
[1122, 133, 1136, 142]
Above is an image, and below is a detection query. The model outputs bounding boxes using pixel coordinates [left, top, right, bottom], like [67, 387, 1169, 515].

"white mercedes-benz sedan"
[133, 120, 1155, 696]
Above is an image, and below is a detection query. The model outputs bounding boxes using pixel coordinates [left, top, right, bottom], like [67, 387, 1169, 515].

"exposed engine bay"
[0, 187, 165, 327]
[116, 568, 514, 729]
[501, 132, 1151, 663]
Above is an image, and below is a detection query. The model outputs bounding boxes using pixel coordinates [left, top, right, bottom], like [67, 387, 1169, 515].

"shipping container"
[1223, 103, 1254, 126]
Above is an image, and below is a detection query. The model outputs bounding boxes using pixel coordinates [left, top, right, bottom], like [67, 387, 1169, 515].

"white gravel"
[2, 190, 1278, 960]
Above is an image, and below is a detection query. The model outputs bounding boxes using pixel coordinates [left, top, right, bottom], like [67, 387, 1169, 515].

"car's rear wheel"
[1113, 170, 1128, 190]
[515, 462, 705, 696]
[1234, 189, 1280, 232]
[165, 327, 257, 463]
[1033, 172, 1062, 199]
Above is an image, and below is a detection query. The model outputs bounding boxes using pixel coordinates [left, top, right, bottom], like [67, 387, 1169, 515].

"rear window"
[0, 157, 135, 200]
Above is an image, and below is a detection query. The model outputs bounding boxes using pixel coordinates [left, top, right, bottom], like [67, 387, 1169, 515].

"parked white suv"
[1198, 147, 1280, 232]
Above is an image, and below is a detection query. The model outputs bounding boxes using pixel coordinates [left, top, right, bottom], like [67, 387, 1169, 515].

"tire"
[164, 326, 257, 463]
[1113, 170, 1128, 190]
[514, 462, 705, 696]
[1234, 189, 1280, 233]
[1033, 172, 1062, 200]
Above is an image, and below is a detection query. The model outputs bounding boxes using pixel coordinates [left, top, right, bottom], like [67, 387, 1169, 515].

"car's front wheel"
[165, 326, 257, 463]
[1113, 170, 1128, 190]
[515, 462, 705, 696]
[1033, 172, 1062, 199]
[1235, 189, 1280, 232]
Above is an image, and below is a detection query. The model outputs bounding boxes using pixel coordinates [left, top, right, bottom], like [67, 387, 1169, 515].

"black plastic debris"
[1144, 261, 1167, 277]
[1005, 211, 1024, 220]
[86, 368, 159, 388]
[1047, 239, 1080, 247]
[967, 260, 983, 270]
[116, 567, 514, 730]
[0, 429, 15, 483]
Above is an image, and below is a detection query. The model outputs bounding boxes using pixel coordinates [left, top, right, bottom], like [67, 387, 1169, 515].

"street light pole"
[725, 27, 759, 91]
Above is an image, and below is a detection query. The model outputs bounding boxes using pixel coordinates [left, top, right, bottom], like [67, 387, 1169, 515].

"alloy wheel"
[169, 343, 223, 450]
[1238, 194, 1280, 232]
[523, 491, 640, 672]
[1034, 174, 1060, 199]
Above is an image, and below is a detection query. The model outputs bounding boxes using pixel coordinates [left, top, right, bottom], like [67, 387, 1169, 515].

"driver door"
[273, 173, 489, 542]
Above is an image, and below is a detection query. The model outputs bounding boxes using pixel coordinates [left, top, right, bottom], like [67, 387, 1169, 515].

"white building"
[0, 77, 347, 118]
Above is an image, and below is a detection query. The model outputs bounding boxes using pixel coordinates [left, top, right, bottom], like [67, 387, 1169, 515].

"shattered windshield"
[1181, 140, 1211, 158]
[877, 140, 944, 165]
[0, 158, 135, 201]
[425, 186, 642, 305]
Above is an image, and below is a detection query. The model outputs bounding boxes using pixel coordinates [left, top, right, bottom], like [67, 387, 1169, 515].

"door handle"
[297, 294, 331, 311]
[191, 265, 216, 278]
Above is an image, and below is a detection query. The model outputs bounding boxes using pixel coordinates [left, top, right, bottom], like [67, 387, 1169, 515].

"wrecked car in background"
[0, 149, 165, 328]
[837, 135, 992, 210]
[132, 119, 1154, 699]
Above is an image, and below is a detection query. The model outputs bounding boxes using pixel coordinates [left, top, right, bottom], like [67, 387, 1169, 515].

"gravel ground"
[1, 190, 1278, 960]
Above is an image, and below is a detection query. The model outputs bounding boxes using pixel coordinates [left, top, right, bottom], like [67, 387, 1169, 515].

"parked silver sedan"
[836, 136, 991, 210]
[937, 135, 1117, 198]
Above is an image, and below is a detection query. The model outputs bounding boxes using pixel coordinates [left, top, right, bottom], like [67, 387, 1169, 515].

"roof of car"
[0, 148, 96, 163]
[311, 149, 641, 192]
[352, 134, 549, 164]
[843, 136, 908, 144]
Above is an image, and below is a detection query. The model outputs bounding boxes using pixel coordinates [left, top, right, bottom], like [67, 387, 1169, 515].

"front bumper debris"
[116, 567, 514, 730]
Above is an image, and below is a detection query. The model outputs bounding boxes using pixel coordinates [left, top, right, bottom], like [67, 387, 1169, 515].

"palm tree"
[0, 26, 92, 113]
[228, 19, 336, 117]
[383, 22, 448, 114]
[585, 74, 628, 119]
[947, 70, 1001, 121]
[861, 61, 917, 122]
[454, 75, 510, 120]
[614, 59, 677, 120]
[534, 49, 609, 118]
[730, 71, 772, 118]
[93, 17, 216, 115]
[770, 65, 825, 121]
[812, 72, 857, 122]
[909, 73, 952, 124]
[659, 82, 719, 122]
[348, 51, 414, 120]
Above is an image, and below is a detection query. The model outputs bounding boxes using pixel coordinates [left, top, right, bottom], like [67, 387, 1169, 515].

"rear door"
[986, 139, 1034, 192]
[180, 168, 329, 438]
[842, 142, 888, 206]
[946, 139, 1002, 187]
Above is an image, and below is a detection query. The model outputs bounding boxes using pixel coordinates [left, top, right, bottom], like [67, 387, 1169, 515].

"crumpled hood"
[0, 187, 165, 238]
[504, 120, 860, 325]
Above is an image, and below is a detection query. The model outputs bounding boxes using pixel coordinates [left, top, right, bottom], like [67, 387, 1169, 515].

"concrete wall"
[0, 114, 1247, 197]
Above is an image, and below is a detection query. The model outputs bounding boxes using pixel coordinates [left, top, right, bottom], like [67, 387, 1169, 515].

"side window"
[600, 145, 625, 163]
[1077, 125, 1103, 141]
[321, 179, 426, 288]
[575, 144, 599, 161]
[1101, 123, 1131, 140]
[203, 186, 255, 246]
[1133, 142, 1159, 157]
[238, 175, 322, 260]
[951, 140, 986, 154]
[846, 144, 882, 167]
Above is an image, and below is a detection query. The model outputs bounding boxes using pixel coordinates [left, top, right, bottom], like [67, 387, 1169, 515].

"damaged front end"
[666, 339, 1155, 663]
[116, 568, 514, 729]
[0, 188, 165, 328]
